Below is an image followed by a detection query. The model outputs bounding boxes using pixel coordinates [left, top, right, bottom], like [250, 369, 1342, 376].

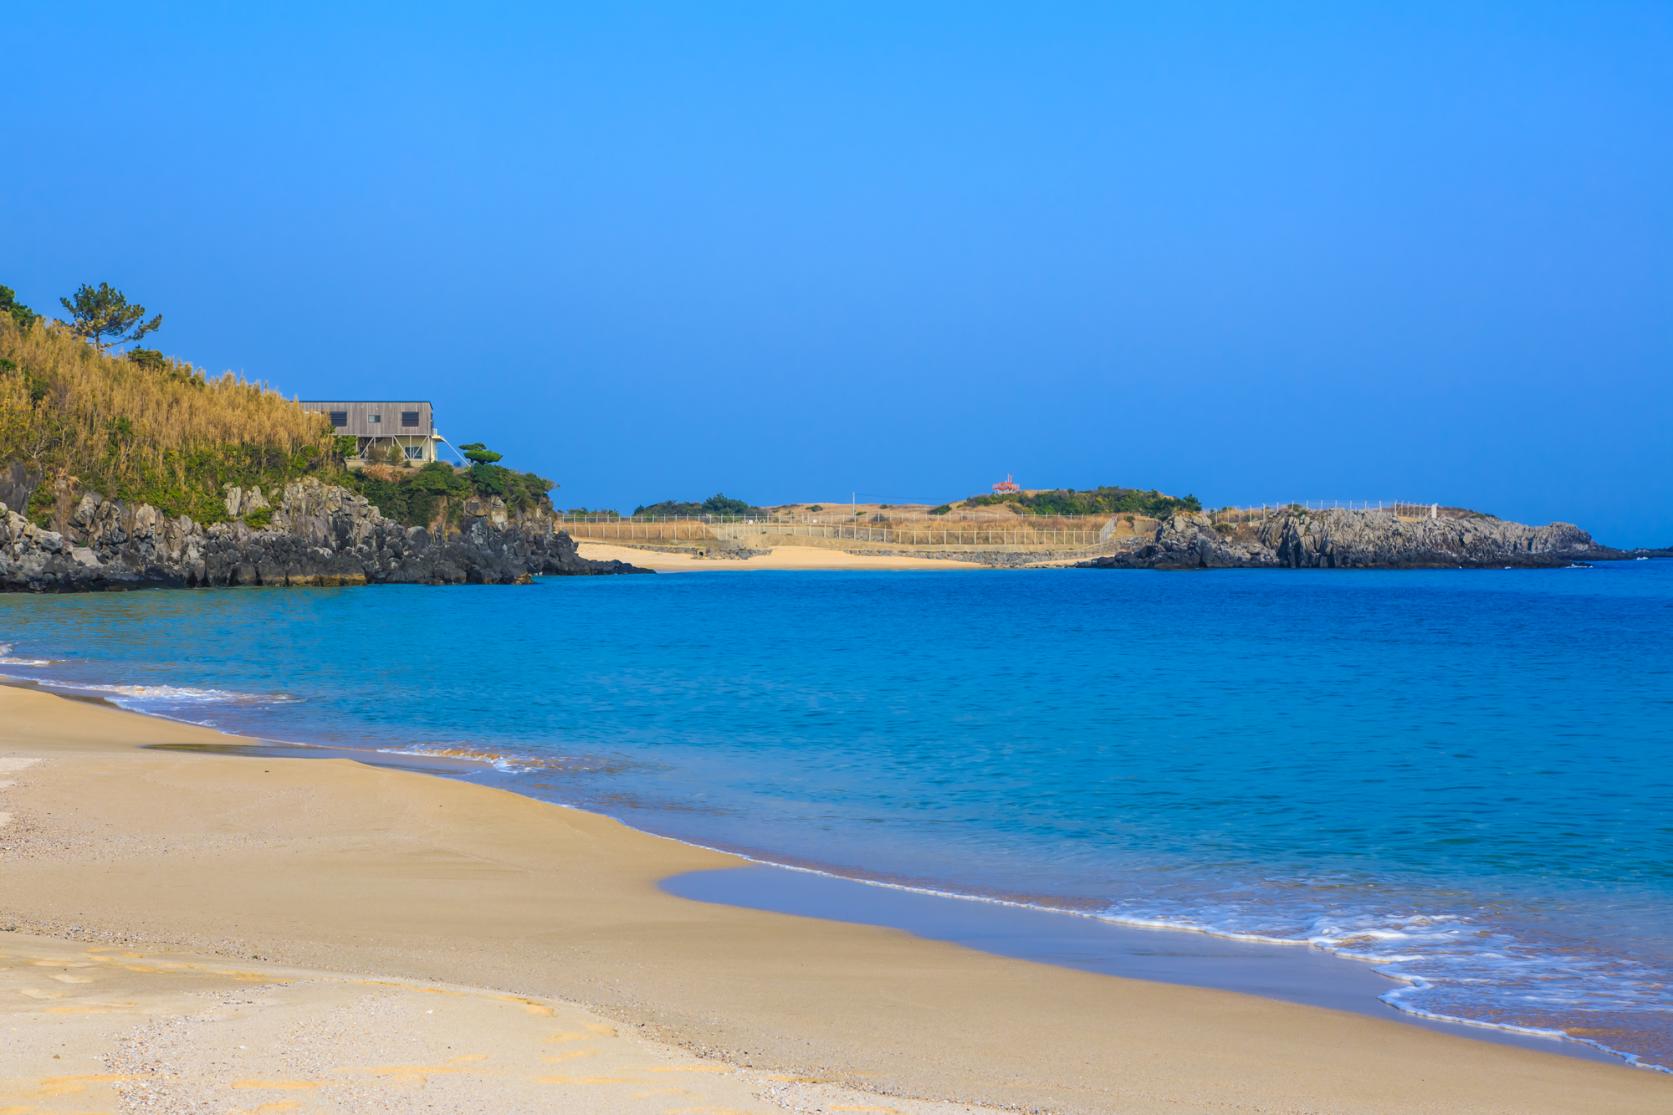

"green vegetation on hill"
[961, 486, 1202, 517]
[632, 492, 758, 517]
[1, 286, 40, 333]
[347, 452, 555, 529]
[0, 283, 557, 530]
[348, 462, 470, 527]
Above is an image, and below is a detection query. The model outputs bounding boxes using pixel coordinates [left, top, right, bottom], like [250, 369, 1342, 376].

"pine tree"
[0, 286, 38, 332]
[59, 282, 162, 351]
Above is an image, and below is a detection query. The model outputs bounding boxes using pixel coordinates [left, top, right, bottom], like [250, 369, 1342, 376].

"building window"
[404, 445, 424, 460]
[368, 413, 381, 424]
[401, 410, 421, 427]
[328, 410, 348, 427]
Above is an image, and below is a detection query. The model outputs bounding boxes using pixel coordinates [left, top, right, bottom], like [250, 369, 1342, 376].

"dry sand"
[578, 542, 985, 571]
[0, 683, 1667, 1113]
[0, 932, 983, 1114]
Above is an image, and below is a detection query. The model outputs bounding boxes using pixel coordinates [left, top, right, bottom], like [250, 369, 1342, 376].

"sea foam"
[1095, 897, 1673, 1072]
[32, 678, 300, 708]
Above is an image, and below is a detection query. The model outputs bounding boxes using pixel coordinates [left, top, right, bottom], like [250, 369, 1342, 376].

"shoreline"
[6, 678, 1645, 1069]
[1, 684, 1668, 1111]
[660, 865, 1639, 1066]
[6, 672, 1671, 1073]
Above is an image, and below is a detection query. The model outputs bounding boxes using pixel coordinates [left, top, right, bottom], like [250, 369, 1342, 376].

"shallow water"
[2, 562, 1670, 1068]
[660, 863, 1624, 1062]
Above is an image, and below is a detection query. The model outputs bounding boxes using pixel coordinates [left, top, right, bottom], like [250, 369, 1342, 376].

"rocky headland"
[1, 482, 1651, 588]
[1079, 507, 1627, 570]
[0, 479, 644, 591]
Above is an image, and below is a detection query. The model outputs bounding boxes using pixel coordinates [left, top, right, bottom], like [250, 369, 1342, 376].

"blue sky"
[5, 3, 1670, 543]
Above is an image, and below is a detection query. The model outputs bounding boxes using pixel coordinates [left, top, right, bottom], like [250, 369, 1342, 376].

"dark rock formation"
[1079, 509, 1617, 570]
[0, 479, 646, 591]
[0, 462, 38, 518]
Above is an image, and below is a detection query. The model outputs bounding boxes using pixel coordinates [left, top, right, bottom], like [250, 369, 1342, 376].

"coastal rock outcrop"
[0, 479, 645, 591]
[1079, 508, 1612, 570]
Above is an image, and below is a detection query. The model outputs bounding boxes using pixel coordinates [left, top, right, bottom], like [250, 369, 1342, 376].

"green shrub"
[960, 486, 1200, 518]
[244, 506, 273, 529]
[25, 485, 54, 529]
[345, 456, 555, 529]
[348, 461, 469, 527]
[633, 492, 758, 518]
[466, 462, 553, 512]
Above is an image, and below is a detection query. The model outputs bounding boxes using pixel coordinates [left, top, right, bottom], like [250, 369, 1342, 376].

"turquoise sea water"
[2, 563, 1670, 1068]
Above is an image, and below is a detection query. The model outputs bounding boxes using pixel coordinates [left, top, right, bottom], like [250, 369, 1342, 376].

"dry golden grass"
[0, 317, 337, 521]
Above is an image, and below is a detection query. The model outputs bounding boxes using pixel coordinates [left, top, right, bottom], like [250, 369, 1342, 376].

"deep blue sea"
[2, 563, 1670, 1068]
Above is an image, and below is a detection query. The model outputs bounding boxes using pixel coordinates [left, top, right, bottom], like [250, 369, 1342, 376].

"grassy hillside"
[0, 304, 555, 530]
[0, 313, 339, 525]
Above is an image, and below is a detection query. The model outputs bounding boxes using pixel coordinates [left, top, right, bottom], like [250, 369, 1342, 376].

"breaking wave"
[32, 678, 301, 709]
[1095, 897, 1673, 1072]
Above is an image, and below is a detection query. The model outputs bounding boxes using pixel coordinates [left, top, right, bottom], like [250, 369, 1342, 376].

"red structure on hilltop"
[992, 474, 1021, 494]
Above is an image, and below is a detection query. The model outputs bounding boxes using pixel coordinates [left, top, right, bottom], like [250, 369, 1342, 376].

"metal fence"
[555, 509, 1109, 526]
[1214, 501, 1441, 521]
[558, 516, 1111, 550]
[556, 502, 1452, 548]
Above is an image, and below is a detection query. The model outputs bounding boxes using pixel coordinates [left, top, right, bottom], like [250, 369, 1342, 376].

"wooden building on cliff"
[300, 400, 441, 464]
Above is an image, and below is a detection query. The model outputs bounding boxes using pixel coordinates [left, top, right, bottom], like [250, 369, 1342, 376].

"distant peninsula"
[561, 492, 1657, 572]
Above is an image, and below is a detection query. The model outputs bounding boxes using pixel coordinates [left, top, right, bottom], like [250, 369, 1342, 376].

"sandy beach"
[576, 542, 987, 571]
[0, 683, 1667, 1113]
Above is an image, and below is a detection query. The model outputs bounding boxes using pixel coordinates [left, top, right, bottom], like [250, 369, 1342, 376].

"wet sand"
[1, 683, 1667, 1113]
[662, 864, 1624, 1063]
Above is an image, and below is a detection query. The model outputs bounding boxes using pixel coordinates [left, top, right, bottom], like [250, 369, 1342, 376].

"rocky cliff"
[0, 479, 644, 591]
[1079, 508, 1615, 570]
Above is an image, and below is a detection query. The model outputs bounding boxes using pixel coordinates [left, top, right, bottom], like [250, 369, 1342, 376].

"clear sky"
[6, 3, 1670, 543]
